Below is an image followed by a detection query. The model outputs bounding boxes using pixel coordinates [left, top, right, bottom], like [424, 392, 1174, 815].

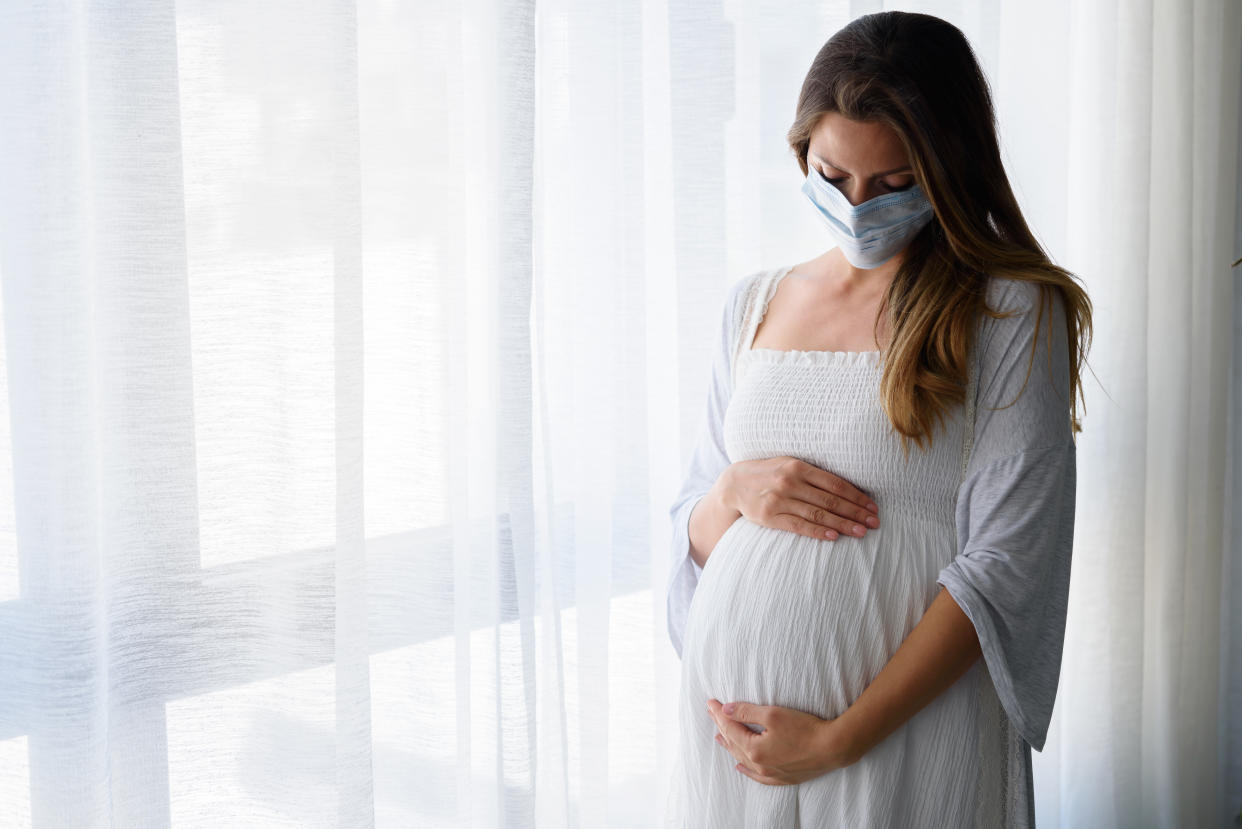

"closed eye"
[812, 165, 838, 183]
[819, 168, 914, 193]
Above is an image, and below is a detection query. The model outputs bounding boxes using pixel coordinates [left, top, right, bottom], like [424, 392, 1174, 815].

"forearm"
[687, 470, 742, 570]
[832, 586, 983, 764]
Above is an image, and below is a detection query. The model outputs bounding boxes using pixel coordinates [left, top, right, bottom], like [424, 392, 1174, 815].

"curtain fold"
[1052, 0, 1241, 826]
[0, 1, 1238, 827]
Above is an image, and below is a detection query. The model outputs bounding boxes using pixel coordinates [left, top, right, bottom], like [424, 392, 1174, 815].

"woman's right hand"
[722, 457, 880, 541]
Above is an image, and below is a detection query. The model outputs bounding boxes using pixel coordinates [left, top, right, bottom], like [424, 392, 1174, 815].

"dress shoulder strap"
[731, 268, 786, 388]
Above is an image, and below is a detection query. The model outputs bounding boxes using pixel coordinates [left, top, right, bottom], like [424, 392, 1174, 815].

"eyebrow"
[810, 152, 912, 178]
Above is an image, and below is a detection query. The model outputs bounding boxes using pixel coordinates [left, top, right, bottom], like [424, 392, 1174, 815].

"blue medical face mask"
[801, 165, 935, 269]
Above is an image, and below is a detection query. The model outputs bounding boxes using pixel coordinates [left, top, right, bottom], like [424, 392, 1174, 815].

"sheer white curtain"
[0, 0, 1237, 827]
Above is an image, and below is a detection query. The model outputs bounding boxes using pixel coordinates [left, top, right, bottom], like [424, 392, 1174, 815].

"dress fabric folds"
[665, 265, 1076, 828]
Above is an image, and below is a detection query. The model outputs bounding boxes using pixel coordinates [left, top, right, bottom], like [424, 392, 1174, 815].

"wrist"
[815, 714, 863, 771]
[712, 463, 740, 515]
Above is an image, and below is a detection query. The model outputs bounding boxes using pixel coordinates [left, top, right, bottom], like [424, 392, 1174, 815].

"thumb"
[723, 701, 768, 735]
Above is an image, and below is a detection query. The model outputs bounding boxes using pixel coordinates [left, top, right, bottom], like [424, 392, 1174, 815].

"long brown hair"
[787, 11, 1093, 454]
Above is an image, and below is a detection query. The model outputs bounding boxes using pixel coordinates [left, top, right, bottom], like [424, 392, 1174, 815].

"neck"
[827, 248, 903, 294]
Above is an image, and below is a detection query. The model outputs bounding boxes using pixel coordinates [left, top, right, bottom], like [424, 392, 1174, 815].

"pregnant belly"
[679, 510, 957, 721]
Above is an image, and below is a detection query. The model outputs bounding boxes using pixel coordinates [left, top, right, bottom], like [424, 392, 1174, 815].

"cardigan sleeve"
[665, 272, 755, 660]
[935, 277, 1078, 752]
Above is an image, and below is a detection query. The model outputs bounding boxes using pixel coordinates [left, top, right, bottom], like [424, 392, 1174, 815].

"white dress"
[665, 265, 1078, 828]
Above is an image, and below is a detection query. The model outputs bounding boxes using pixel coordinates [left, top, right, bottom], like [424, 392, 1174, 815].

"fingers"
[791, 483, 880, 534]
[708, 703, 749, 770]
[710, 701, 761, 748]
[748, 458, 880, 541]
[774, 511, 843, 541]
[715, 715, 760, 780]
[797, 463, 878, 516]
[709, 709, 794, 786]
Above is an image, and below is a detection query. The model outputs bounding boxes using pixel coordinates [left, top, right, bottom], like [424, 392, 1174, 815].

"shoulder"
[970, 276, 1076, 449]
[721, 267, 778, 334]
[983, 274, 1061, 315]
[726, 268, 768, 311]
[978, 275, 1068, 346]
[974, 275, 1072, 401]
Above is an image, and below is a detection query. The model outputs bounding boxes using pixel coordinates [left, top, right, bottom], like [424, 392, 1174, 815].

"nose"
[844, 182, 879, 206]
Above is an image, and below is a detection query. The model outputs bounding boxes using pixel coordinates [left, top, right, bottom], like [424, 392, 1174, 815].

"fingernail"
[867, 501, 878, 512]
[853, 524, 866, 536]
[866, 516, 880, 528]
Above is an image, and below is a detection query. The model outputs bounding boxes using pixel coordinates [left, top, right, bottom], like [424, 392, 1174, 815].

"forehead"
[808, 112, 909, 172]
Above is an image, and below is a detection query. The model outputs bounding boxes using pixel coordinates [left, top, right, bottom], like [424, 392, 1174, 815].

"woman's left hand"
[706, 698, 856, 786]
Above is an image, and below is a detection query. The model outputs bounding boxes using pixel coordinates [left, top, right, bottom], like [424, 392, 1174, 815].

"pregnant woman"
[664, 11, 1092, 829]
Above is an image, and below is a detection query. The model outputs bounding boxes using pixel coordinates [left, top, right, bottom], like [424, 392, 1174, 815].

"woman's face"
[806, 112, 917, 207]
